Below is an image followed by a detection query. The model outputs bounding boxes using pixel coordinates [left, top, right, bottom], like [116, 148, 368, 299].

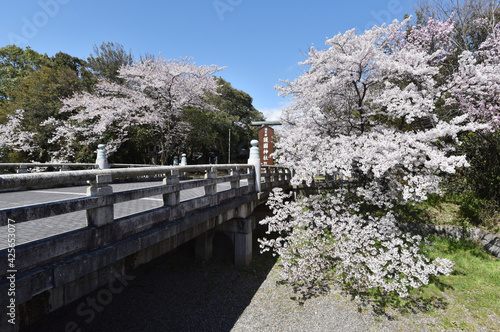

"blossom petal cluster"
[0, 110, 38, 157]
[259, 190, 454, 297]
[446, 23, 500, 129]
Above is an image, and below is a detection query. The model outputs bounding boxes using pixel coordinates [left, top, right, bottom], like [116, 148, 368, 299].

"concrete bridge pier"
[219, 216, 256, 267]
[194, 215, 256, 267]
[195, 230, 215, 263]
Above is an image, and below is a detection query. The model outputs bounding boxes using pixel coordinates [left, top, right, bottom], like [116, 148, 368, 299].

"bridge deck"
[0, 180, 245, 249]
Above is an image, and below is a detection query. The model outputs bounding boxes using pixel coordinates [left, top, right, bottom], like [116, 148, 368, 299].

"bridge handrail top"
[0, 163, 97, 167]
[0, 163, 161, 168]
[0, 164, 260, 189]
[0, 162, 290, 170]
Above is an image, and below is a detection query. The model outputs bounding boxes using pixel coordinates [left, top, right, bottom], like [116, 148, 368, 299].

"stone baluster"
[278, 168, 284, 183]
[230, 166, 240, 190]
[95, 144, 109, 170]
[261, 166, 269, 191]
[163, 169, 180, 207]
[272, 167, 279, 187]
[204, 167, 217, 205]
[17, 165, 28, 173]
[247, 139, 261, 192]
[86, 174, 114, 227]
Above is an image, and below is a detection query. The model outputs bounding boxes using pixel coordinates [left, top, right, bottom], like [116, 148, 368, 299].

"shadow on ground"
[22, 205, 278, 332]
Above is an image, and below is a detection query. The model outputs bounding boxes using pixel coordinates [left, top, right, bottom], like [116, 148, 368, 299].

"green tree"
[456, 132, 500, 202]
[53, 51, 95, 90]
[0, 45, 50, 120]
[0, 49, 95, 162]
[183, 78, 264, 163]
[6, 65, 83, 161]
[87, 42, 134, 84]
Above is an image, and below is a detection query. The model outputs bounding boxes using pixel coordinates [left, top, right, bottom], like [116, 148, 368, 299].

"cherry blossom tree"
[259, 17, 486, 297]
[447, 21, 500, 128]
[0, 110, 39, 161]
[55, 56, 224, 163]
[443, 21, 500, 202]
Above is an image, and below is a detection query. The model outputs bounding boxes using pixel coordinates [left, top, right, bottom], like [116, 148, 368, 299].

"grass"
[408, 235, 500, 331]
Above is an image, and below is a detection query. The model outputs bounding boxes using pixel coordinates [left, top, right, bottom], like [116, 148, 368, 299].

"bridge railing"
[261, 165, 292, 191]
[0, 164, 292, 227]
[0, 164, 291, 273]
[0, 164, 259, 226]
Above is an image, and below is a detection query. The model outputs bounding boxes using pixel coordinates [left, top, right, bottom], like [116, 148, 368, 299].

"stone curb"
[397, 223, 500, 258]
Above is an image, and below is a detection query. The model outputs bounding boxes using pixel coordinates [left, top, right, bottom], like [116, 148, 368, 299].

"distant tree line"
[0, 42, 264, 165]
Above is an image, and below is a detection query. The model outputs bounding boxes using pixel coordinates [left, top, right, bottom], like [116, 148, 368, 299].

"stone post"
[179, 153, 187, 179]
[230, 167, 240, 190]
[163, 169, 180, 207]
[86, 174, 114, 227]
[204, 167, 217, 206]
[17, 165, 28, 173]
[96, 144, 109, 170]
[247, 140, 261, 192]
[180, 153, 187, 166]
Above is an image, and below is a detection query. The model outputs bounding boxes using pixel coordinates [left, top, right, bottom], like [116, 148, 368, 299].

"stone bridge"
[0, 159, 291, 330]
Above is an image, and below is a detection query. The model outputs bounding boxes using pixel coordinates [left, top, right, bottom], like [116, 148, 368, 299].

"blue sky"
[0, 0, 415, 120]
